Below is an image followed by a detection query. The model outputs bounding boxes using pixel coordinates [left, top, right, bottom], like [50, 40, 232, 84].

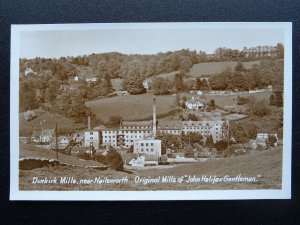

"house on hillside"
[50, 136, 71, 150]
[23, 110, 37, 121]
[74, 75, 79, 81]
[86, 76, 98, 83]
[255, 133, 269, 149]
[24, 67, 37, 76]
[185, 96, 204, 110]
[31, 129, 54, 144]
[143, 79, 150, 90]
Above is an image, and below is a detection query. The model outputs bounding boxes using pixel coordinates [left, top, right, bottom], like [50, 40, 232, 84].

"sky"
[20, 25, 285, 59]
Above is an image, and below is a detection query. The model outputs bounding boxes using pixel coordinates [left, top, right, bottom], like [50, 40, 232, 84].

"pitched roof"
[121, 121, 152, 128]
[158, 120, 182, 130]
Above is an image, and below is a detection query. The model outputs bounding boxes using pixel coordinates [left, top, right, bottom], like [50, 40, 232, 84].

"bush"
[107, 116, 122, 127]
[237, 96, 249, 105]
[214, 140, 229, 151]
[106, 148, 124, 171]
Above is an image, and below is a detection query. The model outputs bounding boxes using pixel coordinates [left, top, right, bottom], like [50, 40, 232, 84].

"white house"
[84, 130, 100, 150]
[185, 97, 204, 110]
[74, 75, 79, 81]
[31, 129, 54, 144]
[86, 76, 98, 83]
[143, 79, 150, 90]
[129, 155, 159, 167]
[25, 67, 35, 76]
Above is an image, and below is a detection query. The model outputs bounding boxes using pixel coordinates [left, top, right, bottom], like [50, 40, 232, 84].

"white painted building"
[84, 130, 100, 150]
[102, 121, 153, 148]
[133, 139, 162, 156]
[182, 121, 225, 143]
[25, 67, 34, 76]
[185, 97, 204, 110]
[86, 77, 98, 82]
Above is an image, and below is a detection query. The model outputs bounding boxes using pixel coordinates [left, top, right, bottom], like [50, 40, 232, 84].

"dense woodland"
[19, 44, 284, 123]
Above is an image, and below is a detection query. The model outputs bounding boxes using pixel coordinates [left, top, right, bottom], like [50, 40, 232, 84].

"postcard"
[10, 22, 292, 200]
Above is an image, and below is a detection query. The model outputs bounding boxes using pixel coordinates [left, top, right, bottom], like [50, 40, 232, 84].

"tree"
[20, 81, 39, 111]
[268, 135, 278, 147]
[276, 43, 284, 59]
[207, 99, 215, 110]
[174, 73, 184, 92]
[228, 72, 245, 91]
[269, 94, 275, 106]
[107, 116, 122, 127]
[181, 132, 203, 146]
[214, 140, 228, 151]
[253, 100, 269, 117]
[151, 77, 170, 95]
[235, 61, 246, 72]
[123, 75, 146, 95]
[205, 135, 214, 148]
[106, 148, 124, 171]
[187, 113, 198, 121]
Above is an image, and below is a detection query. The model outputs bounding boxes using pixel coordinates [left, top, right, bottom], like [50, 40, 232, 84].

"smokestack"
[88, 116, 91, 130]
[153, 98, 157, 137]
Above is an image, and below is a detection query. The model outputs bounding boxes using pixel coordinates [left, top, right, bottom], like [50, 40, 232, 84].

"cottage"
[85, 76, 98, 83]
[129, 155, 159, 167]
[185, 96, 204, 110]
[31, 129, 54, 144]
[50, 136, 70, 150]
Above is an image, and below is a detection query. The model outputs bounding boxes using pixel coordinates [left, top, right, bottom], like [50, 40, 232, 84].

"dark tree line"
[208, 59, 283, 91]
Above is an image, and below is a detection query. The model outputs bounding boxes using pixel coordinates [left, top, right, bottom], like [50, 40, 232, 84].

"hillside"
[188, 60, 261, 77]
[144, 60, 261, 84]
[19, 109, 86, 136]
[85, 92, 177, 122]
[19, 143, 104, 167]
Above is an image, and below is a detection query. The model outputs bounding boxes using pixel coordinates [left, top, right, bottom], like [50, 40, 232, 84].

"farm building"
[85, 76, 98, 83]
[31, 129, 54, 144]
[185, 96, 205, 110]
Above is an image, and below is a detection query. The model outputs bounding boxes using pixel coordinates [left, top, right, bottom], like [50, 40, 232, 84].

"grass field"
[144, 60, 261, 85]
[188, 60, 261, 77]
[86, 92, 177, 122]
[208, 91, 272, 108]
[19, 109, 86, 136]
[19, 147, 282, 191]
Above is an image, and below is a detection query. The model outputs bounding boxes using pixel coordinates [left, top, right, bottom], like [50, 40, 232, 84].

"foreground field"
[85, 92, 176, 122]
[19, 147, 282, 191]
[19, 144, 104, 168]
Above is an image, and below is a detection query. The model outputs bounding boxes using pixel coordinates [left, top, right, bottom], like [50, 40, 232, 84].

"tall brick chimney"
[153, 98, 157, 137]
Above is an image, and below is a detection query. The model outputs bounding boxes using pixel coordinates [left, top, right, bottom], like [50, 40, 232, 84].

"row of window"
[139, 148, 154, 153]
[140, 143, 154, 147]
[103, 130, 150, 134]
[123, 126, 150, 129]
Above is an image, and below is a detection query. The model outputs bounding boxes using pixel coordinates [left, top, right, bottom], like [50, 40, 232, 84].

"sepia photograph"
[10, 22, 292, 200]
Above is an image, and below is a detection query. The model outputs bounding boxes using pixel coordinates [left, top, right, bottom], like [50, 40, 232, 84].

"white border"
[10, 22, 292, 200]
